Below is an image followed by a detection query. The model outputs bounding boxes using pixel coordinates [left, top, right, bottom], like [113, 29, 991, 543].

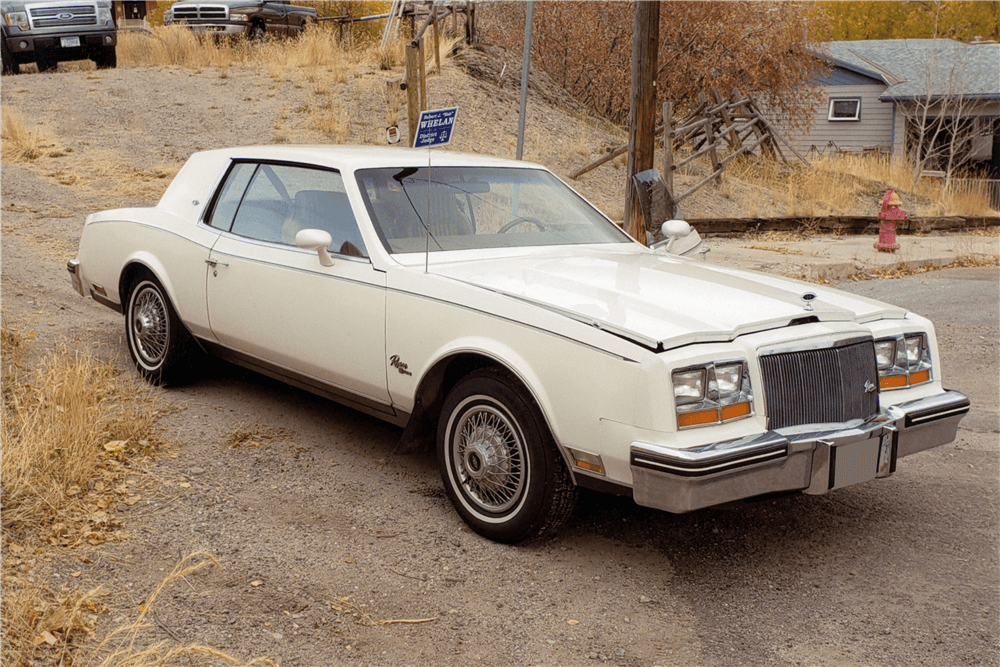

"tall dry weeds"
[1, 335, 161, 537]
[0, 328, 167, 666]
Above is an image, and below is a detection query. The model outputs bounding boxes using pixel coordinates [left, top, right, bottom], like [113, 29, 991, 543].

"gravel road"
[2, 62, 997, 667]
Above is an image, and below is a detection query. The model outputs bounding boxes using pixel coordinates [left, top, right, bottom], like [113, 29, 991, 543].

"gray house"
[787, 39, 1000, 172]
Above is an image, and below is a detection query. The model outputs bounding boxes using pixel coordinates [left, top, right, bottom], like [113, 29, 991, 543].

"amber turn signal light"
[880, 375, 908, 389]
[721, 402, 752, 421]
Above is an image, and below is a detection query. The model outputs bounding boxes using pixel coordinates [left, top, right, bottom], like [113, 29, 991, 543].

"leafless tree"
[897, 5, 986, 188]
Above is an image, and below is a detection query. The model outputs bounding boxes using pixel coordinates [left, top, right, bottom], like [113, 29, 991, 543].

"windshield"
[354, 166, 631, 254]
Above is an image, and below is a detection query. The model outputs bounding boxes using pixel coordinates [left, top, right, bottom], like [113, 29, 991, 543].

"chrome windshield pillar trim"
[629, 389, 969, 514]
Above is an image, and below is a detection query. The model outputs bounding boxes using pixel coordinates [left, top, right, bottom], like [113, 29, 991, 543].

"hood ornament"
[801, 291, 817, 312]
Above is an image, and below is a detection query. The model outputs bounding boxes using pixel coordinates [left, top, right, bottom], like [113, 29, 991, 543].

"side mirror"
[295, 229, 334, 267]
[661, 219, 692, 241]
[656, 219, 704, 256]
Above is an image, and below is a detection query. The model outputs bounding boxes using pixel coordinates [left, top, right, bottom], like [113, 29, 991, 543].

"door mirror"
[653, 219, 703, 256]
[295, 229, 334, 267]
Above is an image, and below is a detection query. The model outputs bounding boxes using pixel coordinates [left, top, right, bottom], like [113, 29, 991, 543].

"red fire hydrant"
[875, 188, 906, 252]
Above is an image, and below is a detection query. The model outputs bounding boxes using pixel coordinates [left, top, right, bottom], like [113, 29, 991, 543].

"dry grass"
[847, 254, 1000, 281]
[1, 334, 162, 538]
[115, 25, 412, 79]
[89, 552, 276, 667]
[688, 152, 998, 218]
[1, 106, 57, 161]
[226, 423, 294, 449]
[42, 149, 179, 204]
[1, 327, 164, 667]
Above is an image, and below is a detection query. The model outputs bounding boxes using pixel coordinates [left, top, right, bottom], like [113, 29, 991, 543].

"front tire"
[1, 37, 19, 75]
[125, 276, 194, 385]
[438, 368, 577, 543]
[93, 46, 116, 69]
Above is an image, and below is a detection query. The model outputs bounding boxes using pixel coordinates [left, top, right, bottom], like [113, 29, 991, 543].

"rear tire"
[125, 275, 195, 386]
[438, 367, 577, 543]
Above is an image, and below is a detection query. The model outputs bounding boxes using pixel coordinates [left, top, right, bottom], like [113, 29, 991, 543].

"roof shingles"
[813, 39, 1000, 101]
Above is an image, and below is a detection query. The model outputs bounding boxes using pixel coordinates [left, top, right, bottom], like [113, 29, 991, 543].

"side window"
[208, 162, 256, 232]
[828, 98, 861, 122]
[230, 163, 368, 258]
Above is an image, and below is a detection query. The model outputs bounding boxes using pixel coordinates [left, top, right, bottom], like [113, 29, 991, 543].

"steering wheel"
[497, 216, 547, 233]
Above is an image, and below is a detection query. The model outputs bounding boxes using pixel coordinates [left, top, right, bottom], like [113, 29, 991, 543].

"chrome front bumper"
[630, 390, 970, 514]
[67, 258, 84, 296]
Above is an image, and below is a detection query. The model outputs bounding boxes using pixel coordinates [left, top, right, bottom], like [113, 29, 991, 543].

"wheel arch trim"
[398, 342, 577, 477]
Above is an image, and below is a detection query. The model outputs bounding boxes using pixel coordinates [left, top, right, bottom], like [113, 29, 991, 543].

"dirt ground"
[2, 56, 998, 667]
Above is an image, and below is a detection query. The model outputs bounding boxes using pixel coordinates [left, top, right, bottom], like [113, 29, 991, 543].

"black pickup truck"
[1, 0, 117, 73]
[163, 0, 317, 39]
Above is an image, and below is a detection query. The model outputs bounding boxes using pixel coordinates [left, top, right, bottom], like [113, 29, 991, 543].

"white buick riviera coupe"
[69, 146, 970, 542]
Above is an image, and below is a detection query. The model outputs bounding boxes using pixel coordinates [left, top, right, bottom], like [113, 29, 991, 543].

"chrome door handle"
[205, 259, 229, 267]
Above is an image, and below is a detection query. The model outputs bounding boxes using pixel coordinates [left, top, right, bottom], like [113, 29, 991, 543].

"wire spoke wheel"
[125, 275, 194, 385]
[453, 404, 526, 514]
[438, 368, 577, 543]
[131, 286, 168, 367]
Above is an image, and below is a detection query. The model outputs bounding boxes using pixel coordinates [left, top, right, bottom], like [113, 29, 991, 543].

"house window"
[828, 98, 861, 121]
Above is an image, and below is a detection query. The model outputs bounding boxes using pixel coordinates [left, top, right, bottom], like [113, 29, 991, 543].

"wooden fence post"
[418, 38, 428, 110]
[406, 44, 420, 144]
[698, 92, 722, 185]
[712, 86, 740, 152]
[432, 4, 441, 74]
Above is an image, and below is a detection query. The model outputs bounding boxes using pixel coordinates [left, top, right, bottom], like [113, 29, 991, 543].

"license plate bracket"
[876, 429, 897, 478]
[829, 431, 897, 489]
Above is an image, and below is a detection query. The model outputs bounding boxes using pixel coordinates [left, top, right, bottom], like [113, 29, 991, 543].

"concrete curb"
[691, 216, 1000, 237]
[702, 233, 1000, 282]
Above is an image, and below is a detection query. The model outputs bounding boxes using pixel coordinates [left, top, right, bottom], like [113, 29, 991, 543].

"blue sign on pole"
[413, 107, 458, 148]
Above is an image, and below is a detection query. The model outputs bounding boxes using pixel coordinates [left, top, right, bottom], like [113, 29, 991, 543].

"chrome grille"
[760, 340, 878, 429]
[28, 3, 98, 29]
[171, 5, 228, 21]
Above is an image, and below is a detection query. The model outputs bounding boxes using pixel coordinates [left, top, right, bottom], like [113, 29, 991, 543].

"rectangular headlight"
[875, 333, 932, 390]
[874, 340, 896, 369]
[672, 368, 706, 404]
[672, 361, 753, 429]
[714, 362, 744, 398]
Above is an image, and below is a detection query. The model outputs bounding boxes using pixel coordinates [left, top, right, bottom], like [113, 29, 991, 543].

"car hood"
[433, 248, 907, 350]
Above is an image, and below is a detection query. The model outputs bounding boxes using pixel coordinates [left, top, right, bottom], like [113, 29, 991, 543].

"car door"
[204, 161, 391, 412]
[263, 1, 290, 35]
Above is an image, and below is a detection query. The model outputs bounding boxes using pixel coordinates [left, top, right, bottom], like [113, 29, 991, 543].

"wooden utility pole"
[623, 1, 660, 245]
